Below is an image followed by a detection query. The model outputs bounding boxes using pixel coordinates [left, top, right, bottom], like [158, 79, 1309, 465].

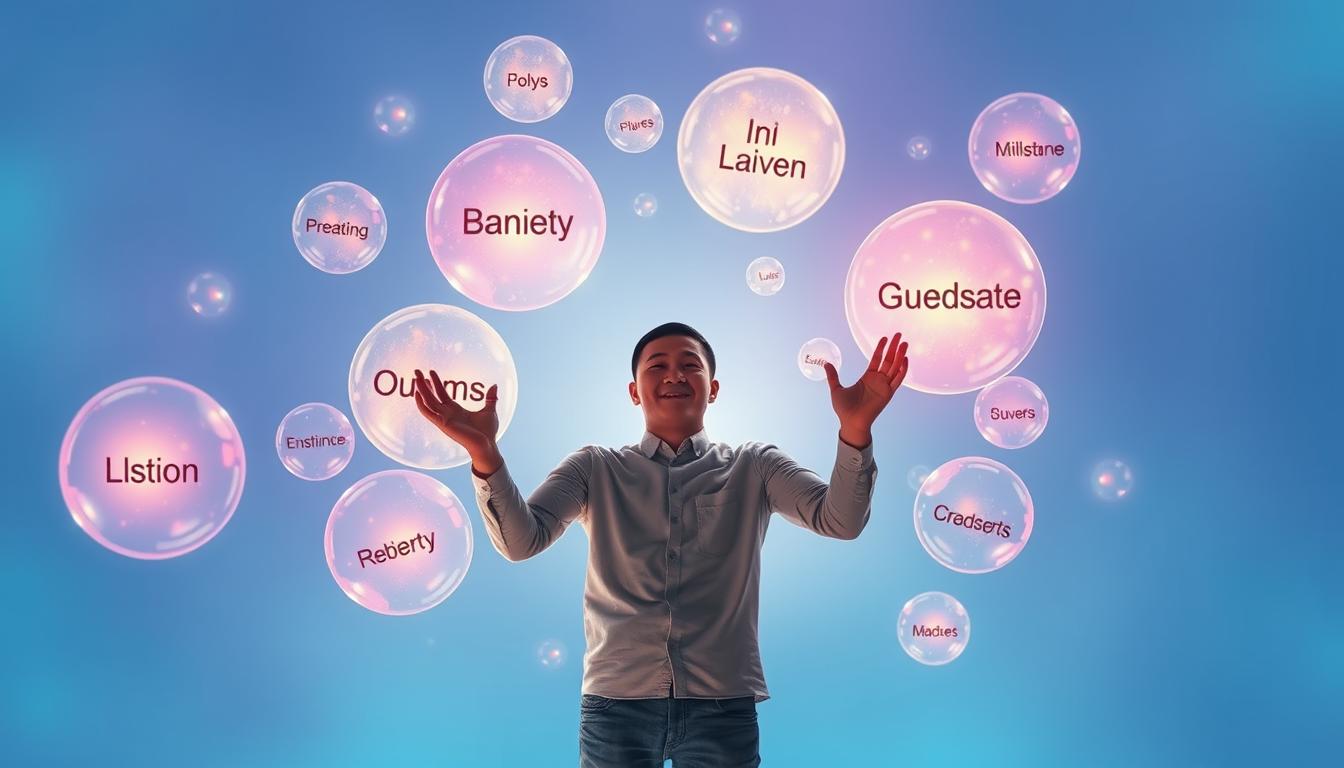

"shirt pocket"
[694, 495, 736, 557]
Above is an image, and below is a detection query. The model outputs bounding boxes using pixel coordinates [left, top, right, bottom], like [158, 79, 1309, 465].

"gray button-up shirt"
[471, 429, 877, 702]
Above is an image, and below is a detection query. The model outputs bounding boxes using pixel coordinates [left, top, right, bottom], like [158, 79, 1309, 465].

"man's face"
[629, 335, 719, 429]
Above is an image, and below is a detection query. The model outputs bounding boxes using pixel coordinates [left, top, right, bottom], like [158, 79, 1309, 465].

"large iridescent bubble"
[325, 470, 472, 616]
[426, 135, 606, 311]
[844, 200, 1045, 395]
[914, 456, 1033, 574]
[292, 181, 387, 274]
[969, 92, 1081, 204]
[973, 375, 1049, 449]
[678, 67, 845, 233]
[59, 377, 246, 559]
[349, 304, 518, 470]
[483, 35, 573, 123]
[897, 591, 970, 665]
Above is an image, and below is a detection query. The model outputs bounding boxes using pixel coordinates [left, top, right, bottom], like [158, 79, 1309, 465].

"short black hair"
[632, 322, 716, 378]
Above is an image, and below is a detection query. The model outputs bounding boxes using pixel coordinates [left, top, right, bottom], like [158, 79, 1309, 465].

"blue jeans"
[579, 694, 761, 767]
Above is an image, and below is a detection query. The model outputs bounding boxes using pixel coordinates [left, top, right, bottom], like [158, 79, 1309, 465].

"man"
[413, 322, 909, 767]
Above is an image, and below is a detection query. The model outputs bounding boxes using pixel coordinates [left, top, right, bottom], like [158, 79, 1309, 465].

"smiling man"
[413, 322, 909, 768]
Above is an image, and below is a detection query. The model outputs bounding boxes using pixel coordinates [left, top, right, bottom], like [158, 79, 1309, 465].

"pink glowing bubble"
[633, 192, 658, 218]
[292, 181, 387, 274]
[58, 377, 246, 560]
[483, 35, 573, 123]
[906, 135, 931, 160]
[678, 67, 845, 233]
[914, 456, 1033, 574]
[325, 470, 472, 616]
[537, 639, 567, 669]
[969, 92, 1081, 204]
[426, 134, 606, 311]
[275, 402, 356, 481]
[605, 94, 663, 153]
[187, 272, 232, 317]
[798, 338, 841, 382]
[704, 9, 742, 45]
[349, 304, 518, 470]
[373, 95, 415, 136]
[1092, 459, 1133, 501]
[973, 375, 1049, 449]
[897, 591, 970, 665]
[844, 200, 1046, 395]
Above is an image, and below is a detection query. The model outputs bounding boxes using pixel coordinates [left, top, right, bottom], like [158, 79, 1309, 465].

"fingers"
[867, 336, 888, 373]
[484, 384, 499, 413]
[823, 362, 842, 393]
[880, 332, 903, 375]
[413, 387, 440, 424]
[889, 348, 910, 389]
[414, 370, 440, 409]
[429, 369, 450, 404]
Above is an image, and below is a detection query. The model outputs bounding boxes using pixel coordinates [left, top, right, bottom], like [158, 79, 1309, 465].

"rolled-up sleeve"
[471, 448, 591, 562]
[758, 438, 877, 540]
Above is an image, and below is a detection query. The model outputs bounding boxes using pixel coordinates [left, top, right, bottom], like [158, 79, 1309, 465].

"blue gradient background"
[3, 1, 1341, 765]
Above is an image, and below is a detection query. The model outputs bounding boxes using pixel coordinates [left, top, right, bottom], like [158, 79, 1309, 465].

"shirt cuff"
[836, 436, 874, 472]
[471, 462, 512, 497]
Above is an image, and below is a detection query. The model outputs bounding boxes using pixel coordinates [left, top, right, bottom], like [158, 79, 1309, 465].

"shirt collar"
[639, 428, 711, 460]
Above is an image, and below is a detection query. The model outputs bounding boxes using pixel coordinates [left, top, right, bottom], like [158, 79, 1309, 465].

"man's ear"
[708, 379, 719, 403]
[629, 381, 640, 405]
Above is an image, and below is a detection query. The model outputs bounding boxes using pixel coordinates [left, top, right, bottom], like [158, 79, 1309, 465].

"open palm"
[824, 332, 910, 430]
[413, 369, 500, 455]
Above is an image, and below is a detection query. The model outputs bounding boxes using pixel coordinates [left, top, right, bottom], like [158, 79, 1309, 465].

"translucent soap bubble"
[746, 256, 785, 296]
[275, 402, 356, 481]
[678, 67, 845, 233]
[907, 464, 931, 492]
[1091, 459, 1133, 501]
[605, 94, 663, 153]
[325, 470, 473, 616]
[537, 639, 567, 669]
[634, 193, 658, 218]
[973, 376, 1048, 449]
[907, 135, 931, 160]
[705, 9, 742, 45]
[187, 272, 232, 317]
[844, 200, 1046, 395]
[897, 591, 970, 665]
[483, 35, 573, 123]
[349, 304, 518, 469]
[914, 456, 1033, 574]
[58, 377, 246, 560]
[373, 95, 415, 136]
[798, 338, 841, 382]
[969, 92, 1081, 204]
[426, 134, 606, 311]
[292, 181, 388, 274]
